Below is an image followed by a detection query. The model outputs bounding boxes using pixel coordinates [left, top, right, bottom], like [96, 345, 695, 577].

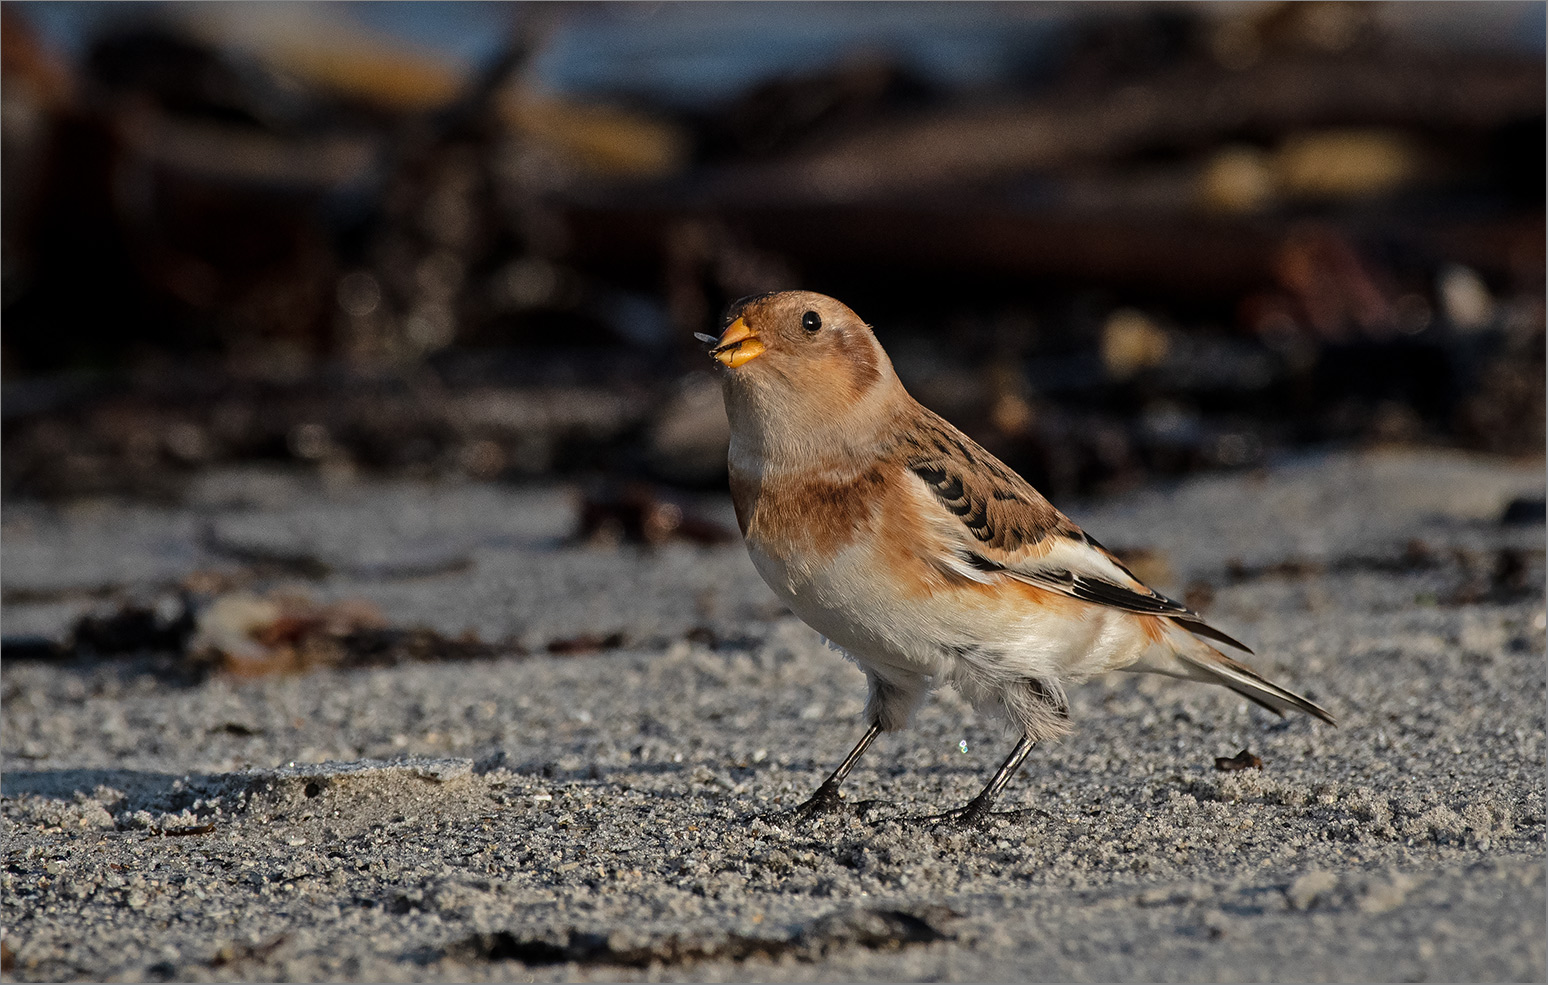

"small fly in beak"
[707, 317, 765, 368]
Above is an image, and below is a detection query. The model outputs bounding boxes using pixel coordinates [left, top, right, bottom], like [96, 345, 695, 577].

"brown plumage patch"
[869, 467, 973, 596]
[1139, 615, 1169, 644]
[841, 332, 881, 392]
[875, 524, 959, 597]
[737, 465, 883, 564]
[803, 347, 878, 413]
[986, 576, 1093, 619]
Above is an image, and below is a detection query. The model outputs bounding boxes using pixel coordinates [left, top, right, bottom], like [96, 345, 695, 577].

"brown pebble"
[1214, 749, 1263, 771]
[547, 632, 627, 655]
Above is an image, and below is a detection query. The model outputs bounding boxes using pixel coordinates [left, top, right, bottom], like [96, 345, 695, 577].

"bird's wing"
[898, 408, 1252, 653]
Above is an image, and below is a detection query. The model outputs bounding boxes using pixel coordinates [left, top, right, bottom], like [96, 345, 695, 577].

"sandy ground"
[3, 448, 1544, 982]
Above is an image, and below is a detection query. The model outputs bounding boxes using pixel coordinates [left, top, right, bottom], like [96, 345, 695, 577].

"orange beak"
[710, 317, 766, 368]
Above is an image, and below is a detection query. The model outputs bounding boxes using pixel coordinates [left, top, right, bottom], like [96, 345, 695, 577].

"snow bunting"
[704, 290, 1333, 825]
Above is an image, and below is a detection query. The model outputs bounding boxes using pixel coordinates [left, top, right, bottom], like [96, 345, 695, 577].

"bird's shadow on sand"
[753, 796, 1055, 832]
[1, 768, 218, 812]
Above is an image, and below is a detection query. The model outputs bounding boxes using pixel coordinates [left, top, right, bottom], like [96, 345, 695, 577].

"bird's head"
[706, 289, 896, 404]
[698, 291, 905, 463]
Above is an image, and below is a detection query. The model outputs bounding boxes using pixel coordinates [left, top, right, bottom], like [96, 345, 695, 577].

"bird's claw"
[766, 781, 844, 825]
[908, 806, 994, 829]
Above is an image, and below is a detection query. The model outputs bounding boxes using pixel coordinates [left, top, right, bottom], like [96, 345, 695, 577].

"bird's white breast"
[745, 532, 1157, 689]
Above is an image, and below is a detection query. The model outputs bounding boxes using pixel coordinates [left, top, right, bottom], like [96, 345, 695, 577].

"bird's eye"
[801, 311, 822, 333]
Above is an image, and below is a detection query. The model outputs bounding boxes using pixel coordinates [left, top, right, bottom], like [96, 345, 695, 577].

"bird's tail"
[1129, 622, 1336, 725]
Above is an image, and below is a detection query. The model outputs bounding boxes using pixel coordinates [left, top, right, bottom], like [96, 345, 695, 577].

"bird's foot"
[908, 796, 995, 829]
[766, 780, 845, 825]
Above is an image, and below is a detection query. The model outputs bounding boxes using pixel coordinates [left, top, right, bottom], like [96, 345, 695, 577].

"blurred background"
[3, 0, 1544, 506]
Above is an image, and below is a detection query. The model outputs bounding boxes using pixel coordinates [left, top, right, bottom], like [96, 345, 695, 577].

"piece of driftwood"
[697, 53, 1545, 202]
[561, 200, 1543, 300]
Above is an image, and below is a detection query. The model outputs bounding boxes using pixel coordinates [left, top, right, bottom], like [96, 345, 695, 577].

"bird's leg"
[919, 734, 1036, 828]
[779, 722, 882, 822]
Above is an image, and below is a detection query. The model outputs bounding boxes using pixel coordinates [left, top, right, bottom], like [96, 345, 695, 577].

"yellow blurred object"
[1199, 145, 1277, 214]
[189, 4, 688, 177]
[266, 46, 464, 111]
[1274, 129, 1426, 200]
[986, 364, 1036, 437]
[1200, 129, 1428, 213]
[1101, 309, 1171, 379]
[501, 91, 690, 179]
[186, 6, 466, 111]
